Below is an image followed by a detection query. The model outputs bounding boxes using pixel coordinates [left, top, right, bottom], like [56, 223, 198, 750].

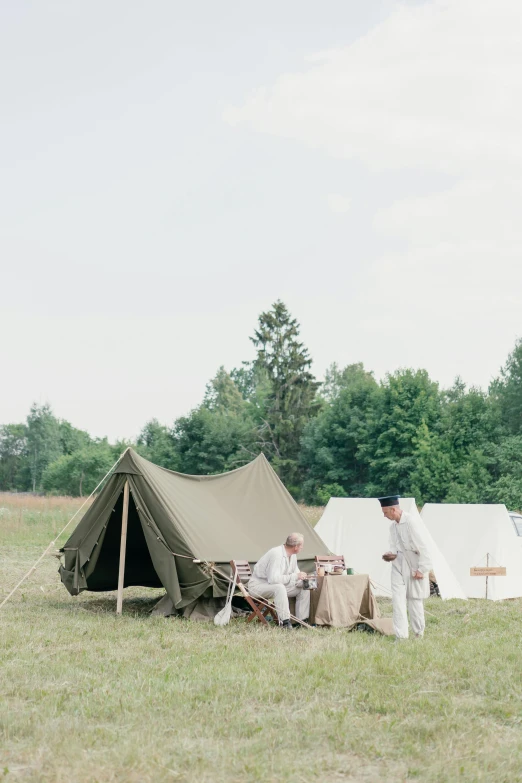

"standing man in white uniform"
[379, 495, 432, 640]
[248, 533, 310, 630]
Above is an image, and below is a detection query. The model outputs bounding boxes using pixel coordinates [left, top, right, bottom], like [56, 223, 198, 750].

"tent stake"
[116, 480, 130, 615]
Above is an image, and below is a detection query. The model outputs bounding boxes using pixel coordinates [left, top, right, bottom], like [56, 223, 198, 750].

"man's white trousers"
[391, 555, 425, 639]
[247, 579, 310, 622]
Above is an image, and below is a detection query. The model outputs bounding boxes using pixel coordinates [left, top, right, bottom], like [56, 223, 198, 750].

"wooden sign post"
[116, 480, 130, 615]
[470, 554, 506, 599]
[469, 567, 507, 577]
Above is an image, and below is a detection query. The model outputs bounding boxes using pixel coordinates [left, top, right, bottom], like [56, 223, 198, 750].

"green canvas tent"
[59, 448, 329, 612]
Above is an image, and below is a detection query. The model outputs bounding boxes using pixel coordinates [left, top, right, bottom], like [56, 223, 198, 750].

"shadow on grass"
[51, 594, 163, 617]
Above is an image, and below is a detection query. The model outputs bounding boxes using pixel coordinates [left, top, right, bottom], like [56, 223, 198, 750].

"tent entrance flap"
[86, 489, 163, 592]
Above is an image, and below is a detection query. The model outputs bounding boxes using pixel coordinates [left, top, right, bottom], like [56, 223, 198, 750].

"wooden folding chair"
[315, 554, 346, 572]
[230, 560, 278, 625]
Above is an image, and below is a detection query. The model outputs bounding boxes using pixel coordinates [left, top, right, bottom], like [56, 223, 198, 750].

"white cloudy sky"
[2, 0, 521, 440]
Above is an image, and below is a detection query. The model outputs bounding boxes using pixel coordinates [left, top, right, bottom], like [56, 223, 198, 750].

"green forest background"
[2, 301, 522, 508]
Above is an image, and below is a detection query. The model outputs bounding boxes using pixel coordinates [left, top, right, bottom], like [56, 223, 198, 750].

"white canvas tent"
[421, 504, 522, 600]
[315, 497, 466, 600]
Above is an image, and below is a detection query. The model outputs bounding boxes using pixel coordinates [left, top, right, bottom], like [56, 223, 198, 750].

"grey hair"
[285, 533, 304, 547]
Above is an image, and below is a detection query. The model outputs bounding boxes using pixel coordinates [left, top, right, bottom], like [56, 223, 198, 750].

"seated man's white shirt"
[249, 545, 309, 621]
[251, 545, 300, 587]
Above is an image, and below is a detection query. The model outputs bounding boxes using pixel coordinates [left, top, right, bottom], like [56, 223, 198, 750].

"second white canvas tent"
[421, 504, 522, 600]
[315, 497, 466, 600]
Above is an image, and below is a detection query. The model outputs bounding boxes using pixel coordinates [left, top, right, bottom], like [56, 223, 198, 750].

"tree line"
[2, 301, 522, 508]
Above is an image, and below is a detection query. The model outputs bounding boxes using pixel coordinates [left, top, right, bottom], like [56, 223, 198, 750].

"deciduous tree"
[26, 403, 62, 492]
[300, 364, 379, 503]
[0, 423, 27, 490]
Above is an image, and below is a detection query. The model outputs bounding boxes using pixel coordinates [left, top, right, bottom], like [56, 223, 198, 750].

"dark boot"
[280, 619, 293, 630]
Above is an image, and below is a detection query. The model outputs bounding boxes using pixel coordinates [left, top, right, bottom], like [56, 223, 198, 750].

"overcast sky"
[2, 0, 521, 440]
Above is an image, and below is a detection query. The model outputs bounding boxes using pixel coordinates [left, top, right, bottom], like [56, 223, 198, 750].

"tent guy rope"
[0, 451, 126, 611]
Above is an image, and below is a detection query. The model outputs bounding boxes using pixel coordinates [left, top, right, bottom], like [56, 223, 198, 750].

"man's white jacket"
[389, 511, 433, 599]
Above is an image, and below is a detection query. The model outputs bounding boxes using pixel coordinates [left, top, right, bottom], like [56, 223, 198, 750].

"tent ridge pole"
[116, 480, 130, 615]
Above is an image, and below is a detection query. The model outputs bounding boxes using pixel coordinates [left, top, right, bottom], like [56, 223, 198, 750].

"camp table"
[309, 573, 393, 634]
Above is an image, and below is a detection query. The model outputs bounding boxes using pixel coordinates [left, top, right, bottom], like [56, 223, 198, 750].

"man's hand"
[382, 552, 397, 562]
[296, 571, 308, 580]
[412, 570, 424, 580]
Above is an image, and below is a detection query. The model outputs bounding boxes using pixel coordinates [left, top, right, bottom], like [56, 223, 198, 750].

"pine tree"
[250, 301, 320, 492]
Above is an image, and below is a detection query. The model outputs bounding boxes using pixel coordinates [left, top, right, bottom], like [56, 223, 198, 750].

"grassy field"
[1, 493, 522, 783]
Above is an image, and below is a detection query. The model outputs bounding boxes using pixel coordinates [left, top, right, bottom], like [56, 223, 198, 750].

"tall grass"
[0, 492, 91, 547]
[298, 503, 324, 527]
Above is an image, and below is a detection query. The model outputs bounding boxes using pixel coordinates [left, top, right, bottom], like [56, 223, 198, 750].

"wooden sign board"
[470, 567, 506, 577]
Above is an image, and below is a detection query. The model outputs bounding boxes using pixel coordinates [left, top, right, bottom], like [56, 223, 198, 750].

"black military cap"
[377, 495, 400, 507]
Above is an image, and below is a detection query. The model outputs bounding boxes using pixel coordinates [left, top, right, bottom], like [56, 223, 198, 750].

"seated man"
[248, 533, 310, 630]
